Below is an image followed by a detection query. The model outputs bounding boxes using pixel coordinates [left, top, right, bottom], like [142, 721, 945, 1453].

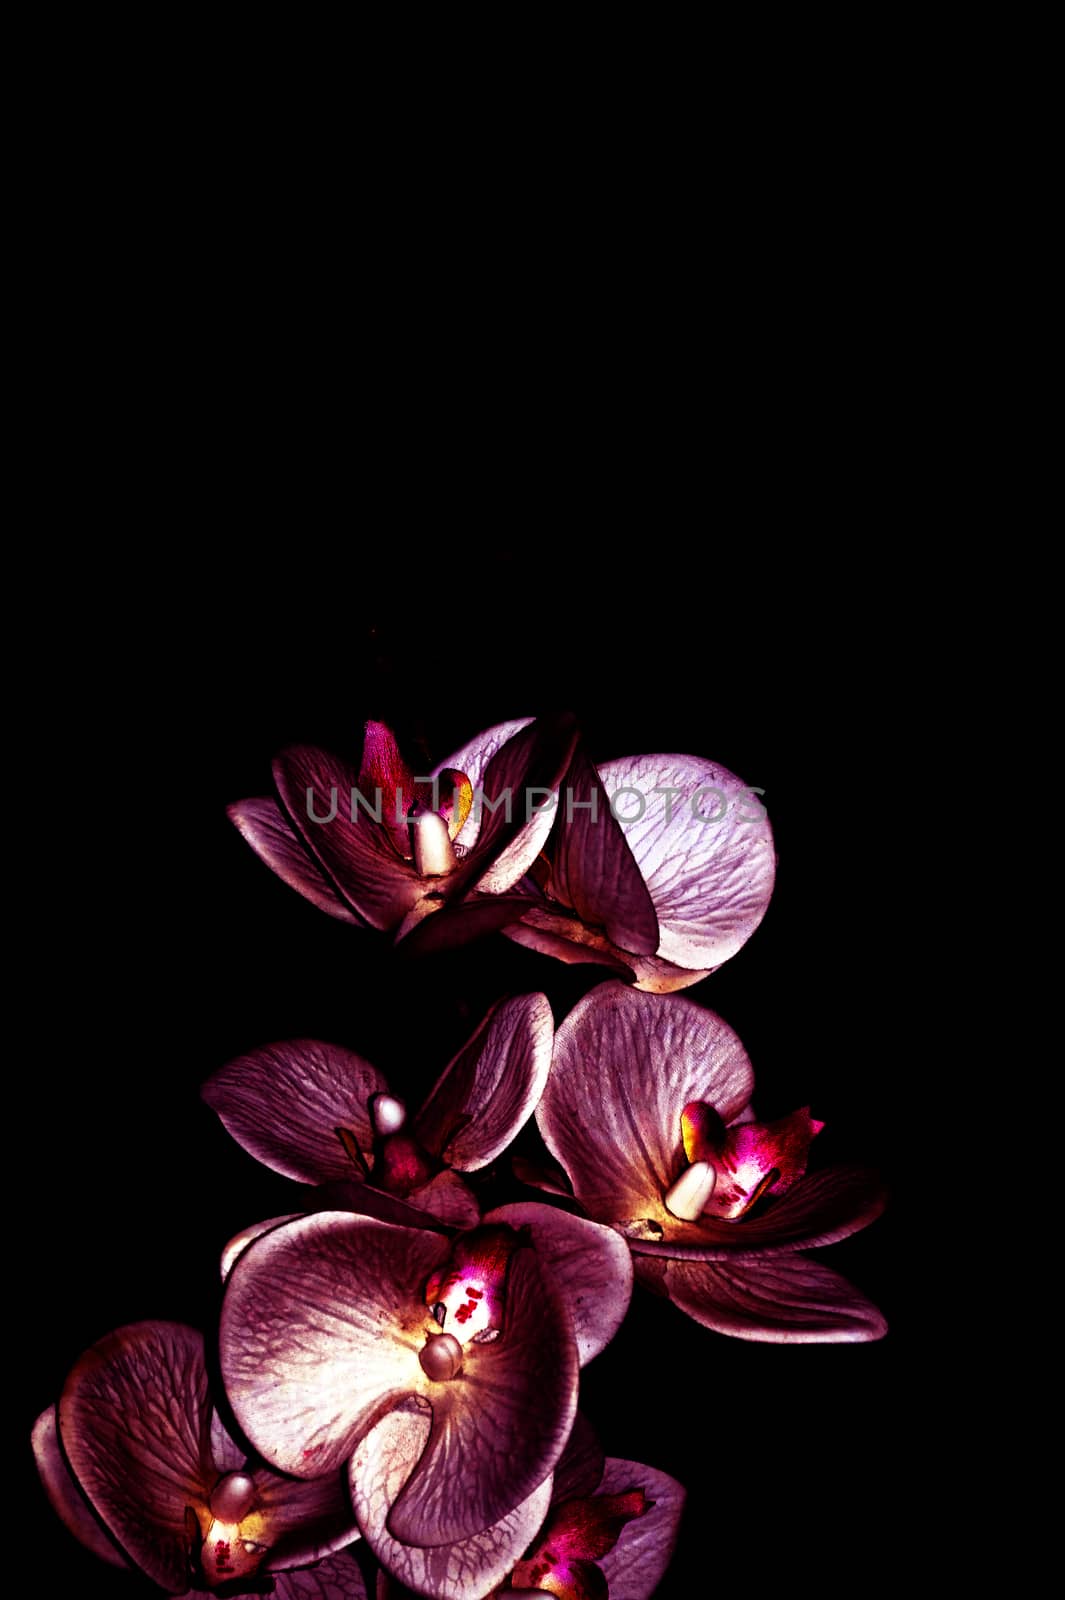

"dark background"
[22, 562, 904, 1596]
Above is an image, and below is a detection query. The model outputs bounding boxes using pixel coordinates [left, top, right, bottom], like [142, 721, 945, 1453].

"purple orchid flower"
[228, 715, 578, 951]
[367, 1415, 684, 1600]
[31, 1320, 365, 1597]
[533, 982, 887, 1342]
[202, 994, 555, 1230]
[504, 740, 776, 992]
[217, 1206, 632, 1557]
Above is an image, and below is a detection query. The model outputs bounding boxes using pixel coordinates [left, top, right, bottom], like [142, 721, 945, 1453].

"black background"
[22, 558, 903, 1597]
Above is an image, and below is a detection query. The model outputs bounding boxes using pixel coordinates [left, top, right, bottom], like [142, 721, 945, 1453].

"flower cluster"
[33, 714, 885, 1598]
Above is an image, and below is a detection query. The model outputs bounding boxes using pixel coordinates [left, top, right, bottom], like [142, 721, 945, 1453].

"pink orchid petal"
[653, 1254, 888, 1342]
[221, 1215, 305, 1281]
[228, 797, 367, 925]
[31, 1407, 129, 1568]
[505, 911, 716, 990]
[625, 1167, 888, 1259]
[395, 893, 538, 954]
[57, 1321, 212, 1591]
[220, 1213, 448, 1478]
[484, 1203, 633, 1366]
[407, 1170, 482, 1228]
[595, 1459, 686, 1600]
[359, 721, 416, 853]
[204, 1039, 389, 1185]
[549, 742, 659, 956]
[551, 1414, 606, 1504]
[271, 1552, 369, 1599]
[387, 1247, 579, 1548]
[597, 753, 776, 969]
[537, 983, 754, 1229]
[319, 1180, 457, 1234]
[511, 1153, 575, 1199]
[255, 1467, 361, 1572]
[274, 745, 424, 929]
[415, 995, 554, 1172]
[350, 1397, 554, 1598]
[432, 719, 560, 893]
[443, 714, 579, 898]
[209, 1407, 248, 1472]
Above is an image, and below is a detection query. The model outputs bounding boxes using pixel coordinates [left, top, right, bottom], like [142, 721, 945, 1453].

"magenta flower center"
[664, 1100, 824, 1222]
[196, 1473, 270, 1589]
[423, 1225, 520, 1346]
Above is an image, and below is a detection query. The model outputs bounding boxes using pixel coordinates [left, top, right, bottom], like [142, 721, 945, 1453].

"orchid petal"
[443, 714, 579, 898]
[395, 893, 536, 955]
[57, 1321, 211, 1591]
[503, 907, 637, 979]
[387, 1246, 579, 1547]
[538, 983, 754, 1228]
[484, 1203, 633, 1366]
[350, 1397, 553, 1598]
[625, 1167, 888, 1259]
[407, 1171, 482, 1228]
[274, 745, 424, 929]
[271, 1552, 369, 1600]
[209, 1407, 248, 1473]
[415, 995, 554, 1172]
[319, 1180, 458, 1234]
[551, 1414, 606, 1504]
[597, 753, 776, 969]
[255, 1467, 361, 1571]
[432, 719, 535, 854]
[228, 797, 367, 925]
[651, 1254, 888, 1342]
[220, 1213, 447, 1478]
[549, 741, 659, 956]
[31, 1407, 129, 1568]
[511, 1153, 575, 1199]
[221, 1215, 305, 1281]
[203, 1039, 388, 1185]
[595, 1459, 686, 1600]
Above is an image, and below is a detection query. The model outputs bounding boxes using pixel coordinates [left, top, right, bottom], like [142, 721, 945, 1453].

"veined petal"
[407, 1171, 482, 1228]
[228, 797, 367, 925]
[274, 745, 424, 929]
[415, 995, 554, 1172]
[209, 1407, 247, 1473]
[484, 1203, 633, 1366]
[350, 1397, 553, 1599]
[203, 1039, 388, 1185]
[596, 1459, 686, 1600]
[395, 892, 537, 955]
[538, 984, 754, 1229]
[549, 742, 659, 956]
[597, 753, 775, 969]
[387, 1247, 579, 1547]
[221, 1215, 305, 1281]
[503, 911, 715, 991]
[57, 1321, 212, 1592]
[443, 715, 579, 898]
[653, 1254, 888, 1342]
[319, 1181, 458, 1234]
[255, 1467, 361, 1571]
[551, 1413, 606, 1504]
[220, 1214, 448, 1478]
[625, 1167, 888, 1260]
[271, 1552, 369, 1599]
[31, 1407, 129, 1568]
[432, 719, 536, 854]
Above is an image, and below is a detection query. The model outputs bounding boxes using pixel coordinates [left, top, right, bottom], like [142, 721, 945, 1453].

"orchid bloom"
[202, 994, 554, 1230]
[533, 982, 887, 1342]
[229, 715, 577, 951]
[367, 1415, 684, 1600]
[32, 1320, 365, 1597]
[502, 739, 776, 992]
[218, 1206, 632, 1558]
